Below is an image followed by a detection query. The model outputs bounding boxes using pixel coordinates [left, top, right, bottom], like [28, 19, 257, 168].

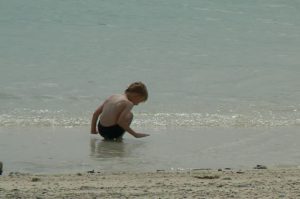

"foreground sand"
[1, 168, 300, 199]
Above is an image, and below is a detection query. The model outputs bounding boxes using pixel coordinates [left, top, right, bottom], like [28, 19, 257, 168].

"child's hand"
[135, 133, 150, 138]
[90, 130, 98, 134]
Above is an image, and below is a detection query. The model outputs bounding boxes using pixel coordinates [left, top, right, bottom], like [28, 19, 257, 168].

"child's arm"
[90, 103, 104, 134]
[117, 103, 149, 138]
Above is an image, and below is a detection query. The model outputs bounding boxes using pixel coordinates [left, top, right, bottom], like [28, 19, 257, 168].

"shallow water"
[1, 127, 299, 174]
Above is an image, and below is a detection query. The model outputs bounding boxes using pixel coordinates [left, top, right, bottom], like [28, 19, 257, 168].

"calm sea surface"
[1, 0, 300, 128]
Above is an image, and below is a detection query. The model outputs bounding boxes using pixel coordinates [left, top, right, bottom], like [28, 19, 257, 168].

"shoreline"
[1, 167, 300, 198]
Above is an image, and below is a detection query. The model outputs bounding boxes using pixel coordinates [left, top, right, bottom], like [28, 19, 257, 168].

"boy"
[90, 82, 149, 140]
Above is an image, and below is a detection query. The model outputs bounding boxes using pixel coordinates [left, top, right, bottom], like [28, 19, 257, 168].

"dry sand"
[1, 167, 300, 199]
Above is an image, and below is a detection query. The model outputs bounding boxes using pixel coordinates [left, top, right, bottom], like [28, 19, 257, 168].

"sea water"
[0, 0, 300, 173]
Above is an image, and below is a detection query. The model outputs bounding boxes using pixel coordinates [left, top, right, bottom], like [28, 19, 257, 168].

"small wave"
[134, 112, 300, 128]
[0, 110, 299, 128]
[0, 109, 89, 128]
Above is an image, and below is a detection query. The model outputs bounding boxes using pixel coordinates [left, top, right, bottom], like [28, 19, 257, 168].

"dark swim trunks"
[98, 122, 125, 140]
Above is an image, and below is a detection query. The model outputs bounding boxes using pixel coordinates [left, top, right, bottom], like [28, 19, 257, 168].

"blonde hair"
[125, 82, 148, 101]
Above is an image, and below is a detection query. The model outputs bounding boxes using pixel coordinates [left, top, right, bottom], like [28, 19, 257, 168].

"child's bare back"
[99, 94, 133, 127]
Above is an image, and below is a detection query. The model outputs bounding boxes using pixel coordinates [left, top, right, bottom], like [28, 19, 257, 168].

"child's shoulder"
[107, 94, 132, 105]
[108, 94, 126, 101]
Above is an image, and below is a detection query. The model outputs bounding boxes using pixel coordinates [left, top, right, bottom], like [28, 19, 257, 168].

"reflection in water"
[89, 136, 151, 171]
[90, 137, 129, 159]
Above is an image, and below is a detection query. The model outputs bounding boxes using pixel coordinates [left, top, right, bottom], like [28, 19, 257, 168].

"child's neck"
[125, 93, 133, 102]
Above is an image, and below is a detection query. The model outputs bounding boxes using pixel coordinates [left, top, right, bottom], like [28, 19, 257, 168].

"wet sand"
[1, 167, 300, 198]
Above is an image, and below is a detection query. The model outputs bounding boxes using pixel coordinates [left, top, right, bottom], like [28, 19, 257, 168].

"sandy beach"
[1, 167, 299, 198]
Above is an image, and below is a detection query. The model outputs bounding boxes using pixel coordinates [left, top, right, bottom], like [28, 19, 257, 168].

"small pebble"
[156, 169, 165, 172]
[193, 175, 220, 179]
[254, 165, 267, 169]
[32, 177, 41, 182]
